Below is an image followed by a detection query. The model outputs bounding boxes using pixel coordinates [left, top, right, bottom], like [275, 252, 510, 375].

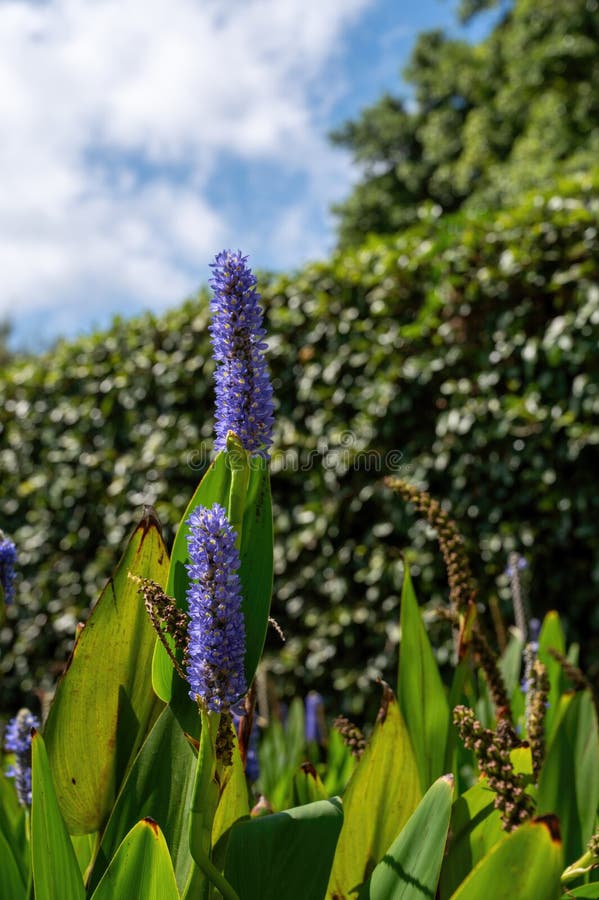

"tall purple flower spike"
[209, 250, 274, 457]
[185, 503, 247, 712]
[0, 533, 17, 605]
[4, 708, 39, 806]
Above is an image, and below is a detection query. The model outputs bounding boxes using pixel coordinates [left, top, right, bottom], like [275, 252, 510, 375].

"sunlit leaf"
[358, 774, 453, 899]
[89, 819, 179, 900]
[450, 817, 563, 900]
[537, 689, 599, 866]
[327, 684, 422, 898]
[43, 509, 169, 834]
[87, 704, 198, 895]
[398, 564, 450, 792]
[30, 731, 85, 900]
[537, 611, 567, 744]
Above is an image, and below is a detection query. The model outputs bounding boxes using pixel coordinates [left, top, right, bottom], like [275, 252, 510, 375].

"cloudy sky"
[0, 0, 492, 349]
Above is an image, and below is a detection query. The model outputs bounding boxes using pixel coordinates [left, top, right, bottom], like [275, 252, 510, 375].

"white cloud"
[0, 0, 371, 345]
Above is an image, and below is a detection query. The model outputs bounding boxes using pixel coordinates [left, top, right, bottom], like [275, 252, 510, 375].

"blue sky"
[0, 0, 495, 350]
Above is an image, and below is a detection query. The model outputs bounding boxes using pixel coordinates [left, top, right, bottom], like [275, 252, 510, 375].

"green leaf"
[0, 768, 29, 887]
[449, 817, 563, 900]
[358, 774, 453, 900]
[438, 782, 503, 899]
[537, 690, 599, 865]
[43, 509, 169, 834]
[446, 658, 476, 792]
[499, 633, 525, 700]
[322, 728, 356, 798]
[225, 799, 343, 900]
[566, 886, 599, 899]
[327, 684, 422, 899]
[439, 747, 535, 899]
[89, 819, 180, 900]
[87, 704, 198, 895]
[187, 708, 222, 896]
[237, 457, 274, 685]
[398, 564, 450, 792]
[70, 833, 95, 878]
[154, 452, 273, 704]
[537, 611, 567, 744]
[0, 826, 27, 900]
[213, 731, 251, 851]
[293, 763, 329, 807]
[499, 633, 525, 726]
[30, 731, 85, 900]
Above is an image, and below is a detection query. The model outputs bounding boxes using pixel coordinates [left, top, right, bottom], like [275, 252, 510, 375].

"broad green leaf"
[450, 817, 563, 900]
[88, 704, 198, 896]
[398, 564, 450, 792]
[439, 749, 535, 899]
[89, 819, 179, 900]
[0, 826, 26, 900]
[30, 731, 85, 900]
[225, 799, 343, 900]
[537, 690, 599, 866]
[566, 886, 599, 898]
[438, 782, 503, 899]
[358, 774, 453, 900]
[537, 611, 566, 744]
[43, 510, 168, 834]
[154, 451, 273, 704]
[327, 685, 422, 899]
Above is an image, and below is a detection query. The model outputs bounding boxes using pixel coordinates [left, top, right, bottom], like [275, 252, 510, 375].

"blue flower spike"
[185, 503, 247, 713]
[4, 708, 39, 806]
[209, 250, 274, 458]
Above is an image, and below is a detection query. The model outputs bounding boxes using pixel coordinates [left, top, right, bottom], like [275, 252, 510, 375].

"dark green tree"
[332, 0, 599, 246]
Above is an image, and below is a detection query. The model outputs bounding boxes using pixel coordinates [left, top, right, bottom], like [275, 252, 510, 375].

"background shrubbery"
[2, 170, 598, 716]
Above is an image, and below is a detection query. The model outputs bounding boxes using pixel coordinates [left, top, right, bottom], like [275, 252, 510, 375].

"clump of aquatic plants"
[1, 252, 598, 899]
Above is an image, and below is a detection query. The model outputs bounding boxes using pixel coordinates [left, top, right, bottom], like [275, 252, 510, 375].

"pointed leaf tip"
[376, 679, 395, 723]
[536, 814, 561, 844]
[140, 505, 163, 531]
[142, 817, 160, 834]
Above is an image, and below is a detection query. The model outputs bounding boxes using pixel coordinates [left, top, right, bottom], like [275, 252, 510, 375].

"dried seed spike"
[453, 705, 534, 831]
[129, 574, 188, 681]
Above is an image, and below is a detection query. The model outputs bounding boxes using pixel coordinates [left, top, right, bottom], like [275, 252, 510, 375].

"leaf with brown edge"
[326, 683, 422, 899]
[89, 819, 179, 900]
[450, 816, 563, 900]
[43, 508, 169, 834]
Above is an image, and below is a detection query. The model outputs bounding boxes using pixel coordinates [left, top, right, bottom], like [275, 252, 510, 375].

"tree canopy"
[331, 0, 599, 245]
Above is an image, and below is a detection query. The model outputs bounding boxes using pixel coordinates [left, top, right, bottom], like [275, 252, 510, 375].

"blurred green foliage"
[331, 0, 599, 245]
[1, 170, 598, 715]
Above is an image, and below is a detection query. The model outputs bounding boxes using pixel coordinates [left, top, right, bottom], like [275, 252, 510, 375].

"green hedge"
[1, 170, 598, 715]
